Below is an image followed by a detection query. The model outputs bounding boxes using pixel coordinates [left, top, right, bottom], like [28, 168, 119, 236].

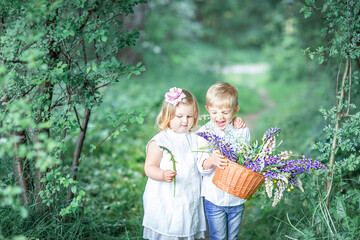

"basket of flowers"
[212, 160, 265, 199]
[197, 127, 328, 206]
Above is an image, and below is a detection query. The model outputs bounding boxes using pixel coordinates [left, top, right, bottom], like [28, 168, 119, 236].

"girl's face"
[169, 103, 195, 133]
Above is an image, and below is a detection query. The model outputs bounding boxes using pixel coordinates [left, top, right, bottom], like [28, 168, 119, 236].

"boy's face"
[205, 105, 240, 131]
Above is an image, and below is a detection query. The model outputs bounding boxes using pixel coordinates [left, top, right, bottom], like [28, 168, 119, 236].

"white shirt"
[197, 121, 251, 206]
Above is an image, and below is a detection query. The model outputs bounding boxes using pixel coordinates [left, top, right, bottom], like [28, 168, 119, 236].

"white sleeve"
[196, 130, 215, 175]
[244, 127, 251, 145]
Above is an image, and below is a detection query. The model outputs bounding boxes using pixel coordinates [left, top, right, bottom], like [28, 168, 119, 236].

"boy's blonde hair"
[206, 82, 238, 110]
[156, 89, 199, 132]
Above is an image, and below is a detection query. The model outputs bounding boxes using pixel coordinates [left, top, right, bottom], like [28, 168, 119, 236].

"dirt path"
[221, 63, 269, 75]
[221, 63, 274, 131]
[244, 88, 275, 131]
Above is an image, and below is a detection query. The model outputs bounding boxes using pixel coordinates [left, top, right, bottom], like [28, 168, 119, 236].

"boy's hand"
[233, 117, 246, 129]
[162, 170, 177, 183]
[208, 150, 228, 169]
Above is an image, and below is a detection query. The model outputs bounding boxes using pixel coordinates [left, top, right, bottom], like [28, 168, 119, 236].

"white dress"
[143, 128, 206, 240]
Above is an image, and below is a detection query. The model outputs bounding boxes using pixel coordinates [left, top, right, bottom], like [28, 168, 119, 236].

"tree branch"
[62, 117, 128, 174]
[326, 59, 349, 206]
[346, 61, 352, 115]
[73, 106, 82, 131]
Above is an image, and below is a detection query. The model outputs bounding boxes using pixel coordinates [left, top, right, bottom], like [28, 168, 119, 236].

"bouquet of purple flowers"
[197, 127, 328, 206]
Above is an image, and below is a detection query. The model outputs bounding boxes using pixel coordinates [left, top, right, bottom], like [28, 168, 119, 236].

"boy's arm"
[197, 135, 228, 172]
[233, 116, 246, 129]
[144, 140, 176, 183]
[202, 150, 228, 170]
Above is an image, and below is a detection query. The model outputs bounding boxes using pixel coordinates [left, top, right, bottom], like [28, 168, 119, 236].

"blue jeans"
[204, 199, 245, 240]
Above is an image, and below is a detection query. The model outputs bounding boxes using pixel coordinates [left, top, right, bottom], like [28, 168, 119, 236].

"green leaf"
[136, 116, 144, 124]
[300, 7, 312, 18]
[336, 198, 346, 219]
[119, 125, 127, 132]
[89, 144, 96, 153]
[101, 35, 108, 42]
[60, 208, 68, 216]
[305, 0, 314, 5]
[354, 2, 360, 15]
[337, 182, 347, 186]
[19, 207, 28, 218]
[71, 185, 77, 194]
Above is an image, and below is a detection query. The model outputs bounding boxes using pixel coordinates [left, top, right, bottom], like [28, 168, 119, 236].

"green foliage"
[0, 186, 28, 219]
[75, 154, 145, 239]
[0, 0, 359, 239]
[301, 0, 360, 61]
[235, 1, 360, 239]
[194, 0, 280, 48]
[0, 0, 146, 239]
[274, 1, 360, 239]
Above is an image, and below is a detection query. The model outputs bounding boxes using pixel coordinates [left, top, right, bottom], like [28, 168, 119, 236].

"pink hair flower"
[165, 87, 186, 106]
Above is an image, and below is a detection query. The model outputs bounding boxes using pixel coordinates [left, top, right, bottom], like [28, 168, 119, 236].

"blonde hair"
[206, 82, 238, 110]
[156, 89, 199, 132]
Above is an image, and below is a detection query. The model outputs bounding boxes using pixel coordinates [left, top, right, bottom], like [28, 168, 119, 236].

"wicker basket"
[212, 160, 265, 199]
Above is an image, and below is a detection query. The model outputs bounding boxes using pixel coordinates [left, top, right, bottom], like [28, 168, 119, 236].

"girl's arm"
[144, 140, 176, 183]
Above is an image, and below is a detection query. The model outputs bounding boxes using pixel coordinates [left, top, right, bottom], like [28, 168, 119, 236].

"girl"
[143, 87, 206, 240]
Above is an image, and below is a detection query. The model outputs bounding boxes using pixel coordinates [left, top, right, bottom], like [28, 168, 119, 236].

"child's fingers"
[213, 150, 226, 158]
[163, 170, 176, 183]
[215, 158, 228, 169]
[213, 150, 221, 155]
[235, 121, 245, 129]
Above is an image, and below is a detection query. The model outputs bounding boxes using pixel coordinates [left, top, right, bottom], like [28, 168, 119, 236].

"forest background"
[0, 0, 359, 239]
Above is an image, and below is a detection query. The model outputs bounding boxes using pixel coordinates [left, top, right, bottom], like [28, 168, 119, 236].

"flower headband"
[165, 87, 186, 106]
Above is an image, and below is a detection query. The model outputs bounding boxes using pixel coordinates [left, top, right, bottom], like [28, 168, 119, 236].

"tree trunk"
[34, 79, 54, 210]
[13, 130, 30, 205]
[67, 107, 91, 201]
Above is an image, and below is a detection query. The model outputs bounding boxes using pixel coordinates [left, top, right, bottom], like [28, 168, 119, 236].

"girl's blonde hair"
[206, 82, 238, 110]
[156, 89, 199, 132]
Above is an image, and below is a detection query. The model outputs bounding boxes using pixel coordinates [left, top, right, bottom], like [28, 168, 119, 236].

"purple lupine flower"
[262, 171, 289, 183]
[244, 155, 281, 172]
[263, 127, 281, 141]
[288, 175, 304, 192]
[243, 157, 263, 171]
[197, 131, 238, 162]
[277, 157, 327, 176]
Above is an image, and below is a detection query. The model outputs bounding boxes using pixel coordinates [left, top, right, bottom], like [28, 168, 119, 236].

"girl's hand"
[208, 150, 228, 169]
[233, 117, 246, 129]
[162, 170, 177, 183]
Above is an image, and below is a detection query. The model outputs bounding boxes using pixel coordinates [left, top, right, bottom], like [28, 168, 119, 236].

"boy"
[197, 82, 251, 240]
